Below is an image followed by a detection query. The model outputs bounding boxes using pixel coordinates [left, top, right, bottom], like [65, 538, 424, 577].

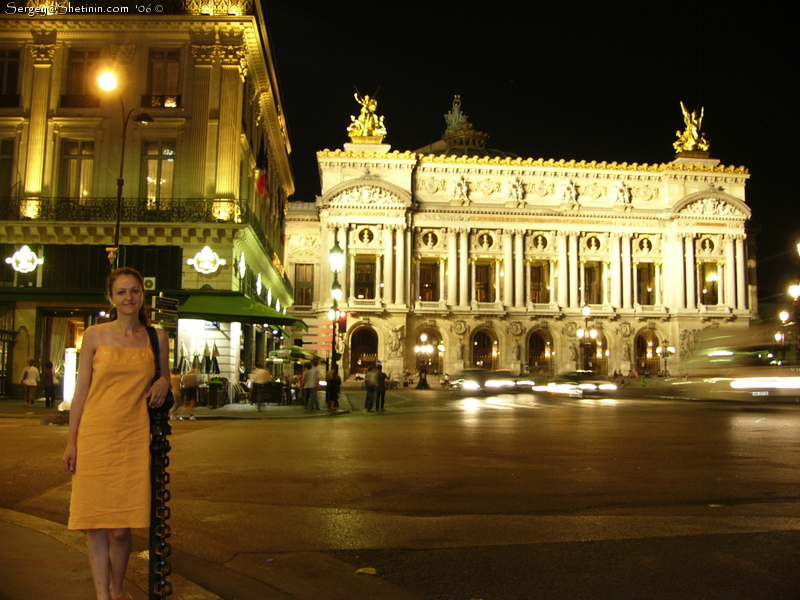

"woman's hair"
[45, 361, 53, 369]
[106, 267, 149, 326]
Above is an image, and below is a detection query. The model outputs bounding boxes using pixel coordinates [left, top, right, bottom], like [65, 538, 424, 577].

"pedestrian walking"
[62, 266, 171, 600]
[22, 359, 40, 407]
[42, 361, 56, 408]
[302, 362, 320, 410]
[326, 364, 341, 410]
[375, 364, 388, 411]
[364, 365, 377, 411]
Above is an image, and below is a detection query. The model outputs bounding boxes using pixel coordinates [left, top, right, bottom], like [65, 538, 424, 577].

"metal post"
[149, 399, 173, 599]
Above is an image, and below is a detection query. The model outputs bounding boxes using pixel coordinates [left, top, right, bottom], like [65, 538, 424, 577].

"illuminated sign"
[5, 245, 44, 273]
[187, 246, 227, 274]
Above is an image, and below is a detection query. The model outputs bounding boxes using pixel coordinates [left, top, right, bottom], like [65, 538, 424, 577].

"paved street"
[1, 385, 799, 599]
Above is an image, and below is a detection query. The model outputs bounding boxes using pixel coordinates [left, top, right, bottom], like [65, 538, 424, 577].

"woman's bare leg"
[107, 528, 132, 599]
[86, 528, 112, 600]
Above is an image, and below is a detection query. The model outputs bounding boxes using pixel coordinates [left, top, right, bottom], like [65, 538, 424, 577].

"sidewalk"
[0, 391, 355, 600]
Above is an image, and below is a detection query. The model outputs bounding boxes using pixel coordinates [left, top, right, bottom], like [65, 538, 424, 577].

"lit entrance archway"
[350, 327, 378, 376]
[634, 330, 660, 376]
[527, 329, 554, 378]
[471, 329, 497, 370]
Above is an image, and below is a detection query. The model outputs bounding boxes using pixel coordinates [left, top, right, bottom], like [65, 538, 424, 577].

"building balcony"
[1, 196, 245, 225]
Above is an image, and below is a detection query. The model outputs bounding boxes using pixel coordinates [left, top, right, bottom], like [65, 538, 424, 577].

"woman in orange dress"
[62, 267, 170, 600]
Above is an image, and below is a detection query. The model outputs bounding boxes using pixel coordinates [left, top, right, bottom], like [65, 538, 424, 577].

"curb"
[0, 507, 223, 600]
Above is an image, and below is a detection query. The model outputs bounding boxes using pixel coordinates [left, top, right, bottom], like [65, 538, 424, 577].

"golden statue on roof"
[347, 90, 387, 143]
[674, 101, 710, 154]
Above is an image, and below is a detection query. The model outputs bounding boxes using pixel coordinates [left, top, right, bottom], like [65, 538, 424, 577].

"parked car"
[533, 370, 618, 398]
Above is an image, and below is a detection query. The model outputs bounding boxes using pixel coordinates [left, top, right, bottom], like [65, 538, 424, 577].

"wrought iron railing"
[0, 196, 247, 224]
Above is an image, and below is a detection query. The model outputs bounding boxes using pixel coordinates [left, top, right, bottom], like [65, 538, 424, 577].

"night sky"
[264, 3, 799, 305]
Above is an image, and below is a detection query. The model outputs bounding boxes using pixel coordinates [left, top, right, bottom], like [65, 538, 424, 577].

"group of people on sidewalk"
[363, 364, 388, 412]
[21, 359, 57, 408]
[299, 362, 343, 411]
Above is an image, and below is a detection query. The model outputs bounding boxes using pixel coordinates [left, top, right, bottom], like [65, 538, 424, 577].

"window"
[0, 139, 14, 200]
[0, 49, 20, 107]
[294, 264, 314, 306]
[142, 140, 175, 205]
[529, 262, 550, 303]
[62, 49, 100, 107]
[475, 263, 495, 303]
[582, 261, 602, 304]
[59, 140, 94, 200]
[146, 50, 180, 108]
[354, 259, 375, 299]
[419, 262, 438, 301]
[636, 263, 656, 306]
[699, 262, 719, 305]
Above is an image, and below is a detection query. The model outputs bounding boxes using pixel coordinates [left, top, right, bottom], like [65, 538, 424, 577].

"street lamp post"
[789, 284, 800, 365]
[576, 305, 596, 371]
[97, 71, 153, 269]
[414, 333, 432, 389]
[329, 242, 344, 372]
[656, 339, 675, 377]
[778, 310, 790, 364]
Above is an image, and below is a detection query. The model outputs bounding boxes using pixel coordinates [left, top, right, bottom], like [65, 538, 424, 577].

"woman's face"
[111, 274, 144, 315]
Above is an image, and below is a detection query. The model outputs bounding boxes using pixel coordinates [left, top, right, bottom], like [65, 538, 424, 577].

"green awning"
[178, 294, 307, 330]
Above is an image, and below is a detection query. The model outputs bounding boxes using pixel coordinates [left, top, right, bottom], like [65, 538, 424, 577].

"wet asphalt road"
[2, 386, 799, 599]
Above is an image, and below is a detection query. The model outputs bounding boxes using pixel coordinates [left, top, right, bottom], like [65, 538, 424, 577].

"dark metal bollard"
[148, 397, 173, 599]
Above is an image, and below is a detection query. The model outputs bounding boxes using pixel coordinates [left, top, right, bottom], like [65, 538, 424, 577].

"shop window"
[145, 50, 181, 108]
[419, 262, 438, 301]
[0, 49, 20, 107]
[59, 140, 94, 200]
[294, 264, 314, 306]
[142, 140, 175, 205]
[61, 49, 100, 107]
[354, 259, 375, 299]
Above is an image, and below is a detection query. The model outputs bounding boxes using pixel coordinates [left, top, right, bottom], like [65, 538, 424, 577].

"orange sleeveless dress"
[68, 331, 154, 530]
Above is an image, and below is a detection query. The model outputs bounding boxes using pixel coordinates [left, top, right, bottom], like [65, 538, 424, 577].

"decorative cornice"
[28, 44, 55, 65]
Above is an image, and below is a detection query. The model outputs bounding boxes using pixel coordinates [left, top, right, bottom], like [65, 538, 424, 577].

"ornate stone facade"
[285, 104, 754, 381]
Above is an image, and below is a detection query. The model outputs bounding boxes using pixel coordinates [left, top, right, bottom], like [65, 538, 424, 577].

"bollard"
[148, 398, 173, 599]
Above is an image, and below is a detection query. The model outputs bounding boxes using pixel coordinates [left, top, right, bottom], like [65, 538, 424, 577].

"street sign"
[152, 296, 179, 313]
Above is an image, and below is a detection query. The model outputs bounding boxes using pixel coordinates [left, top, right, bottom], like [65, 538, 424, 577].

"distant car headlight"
[463, 380, 482, 391]
[578, 383, 598, 391]
[598, 383, 618, 391]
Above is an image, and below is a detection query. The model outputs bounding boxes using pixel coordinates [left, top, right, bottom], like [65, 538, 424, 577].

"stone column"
[494, 258, 502, 305]
[632, 262, 639, 305]
[611, 234, 622, 308]
[579, 260, 586, 305]
[395, 226, 406, 305]
[383, 226, 394, 305]
[655, 262, 662, 305]
[557, 232, 568, 307]
[375, 254, 382, 305]
[672, 235, 685, 310]
[471, 261, 477, 304]
[348, 247, 356, 302]
[514, 231, 525, 307]
[188, 45, 216, 197]
[603, 261, 610, 305]
[24, 44, 55, 196]
[735, 236, 747, 310]
[725, 235, 736, 309]
[215, 45, 246, 198]
[439, 257, 446, 303]
[459, 229, 469, 307]
[549, 259, 556, 304]
[621, 235, 632, 309]
[568, 234, 579, 308]
[447, 228, 458, 307]
[685, 236, 696, 309]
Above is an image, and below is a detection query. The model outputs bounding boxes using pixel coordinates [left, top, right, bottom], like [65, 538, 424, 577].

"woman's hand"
[62, 442, 77, 474]
[146, 376, 171, 408]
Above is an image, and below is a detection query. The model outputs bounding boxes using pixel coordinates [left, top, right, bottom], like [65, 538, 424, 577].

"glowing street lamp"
[576, 305, 597, 370]
[97, 70, 154, 268]
[329, 241, 344, 370]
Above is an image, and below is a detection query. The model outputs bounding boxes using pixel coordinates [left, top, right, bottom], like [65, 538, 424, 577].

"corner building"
[288, 99, 754, 381]
[0, 0, 296, 396]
